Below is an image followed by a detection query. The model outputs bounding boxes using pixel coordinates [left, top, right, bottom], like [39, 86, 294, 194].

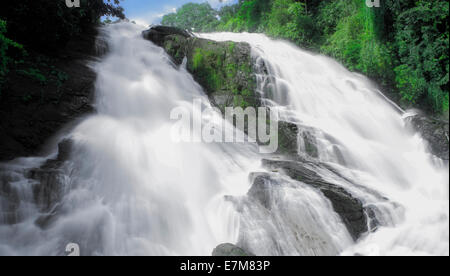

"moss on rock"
[143, 27, 259, 113]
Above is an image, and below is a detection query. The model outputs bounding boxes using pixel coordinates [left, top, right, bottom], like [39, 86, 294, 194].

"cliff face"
[0, 29, 98, 161]
[143, 26, 259, 113]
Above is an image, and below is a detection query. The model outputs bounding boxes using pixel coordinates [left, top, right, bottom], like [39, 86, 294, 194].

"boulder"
[28, 139, 73, 214]
[247, 172, 282, 209]
[300, 130, 319, 158]
[405, 114, 449, 160]
[261, 159, 369, 241]
[143, 26, 259, 113]
[56, 139, 73, 162]
[277, 121, 299, 155]
[0, 173, 20, 225]
[212, 243, 255, 256]
[142, 26, 191, 47]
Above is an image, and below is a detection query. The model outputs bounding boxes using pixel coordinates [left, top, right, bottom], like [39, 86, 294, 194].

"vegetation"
[0, 19, 24, 95]
[186, 40, 255, 109]
[0, 0, 124, 52]
[162, 3, 220, 32]
[0, 0, 124, 96]
[162, 0, 449, 116]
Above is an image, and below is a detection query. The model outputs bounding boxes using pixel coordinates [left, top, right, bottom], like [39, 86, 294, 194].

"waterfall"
[0, 23, 448, 256]
[200, 32, 449, 256]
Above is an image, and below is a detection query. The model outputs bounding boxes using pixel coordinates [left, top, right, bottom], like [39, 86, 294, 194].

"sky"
[118, 0, 238, 26]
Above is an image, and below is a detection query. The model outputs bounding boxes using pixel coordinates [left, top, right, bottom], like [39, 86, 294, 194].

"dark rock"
[277, 121, 299, 155]
[28, 139, 73, 213]
[142, 26, 191, 47]
[29, 162, 65, 213]
[247, 172, 282, 209]
[276, 121, 320, 158]
[261, 159, 369, 241]
[143, 26, 259, 113]
[300, 130, 319, 158]
[0, 173, 21, 224]
[405, 114, 449, 160]
[0, 29, 98, 161]
[34, 204, 62, 230]
[212, 243, 255, 256]
[56, 139, 73, 162]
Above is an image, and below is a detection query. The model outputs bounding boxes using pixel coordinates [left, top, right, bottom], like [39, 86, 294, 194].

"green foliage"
[233, 96, 251, 109]
[162, 3, 219, 32]
[443, 93, 449, 113]
[216, 0, 270, 32]
[191, 47, 222, 91]
[394, 64, 427, 104]
[392, 0, 449, 113]
[234, 0, 271, 32]
[1, 1, 123, 99]
[266, 0, 317, 47]
[193, 48, 205, 69]
[228, 42, 236, 52]
[17, 68, 47, 85]
[0, 19, 24, 94]
[163, 0, 449, 115]
[320, 0, 393, 84]
[185, 39, 256, 110]
[0, 0, 124, 53]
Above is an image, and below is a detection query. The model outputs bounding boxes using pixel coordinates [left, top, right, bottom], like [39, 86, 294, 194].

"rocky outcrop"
[405, 114, 449, 160]
[247, 172, 281, 210]
[0, 172, 20, 225]
[0, 138, 73, 228]
[142, 26, 191, 46]
[212, 243, 255, 256]
[145, 26, 373, 242]
[0, 139, 71, 230]
[143, 26, 259, 113]
[261, 159, 369, 241]
[0, 29, 98, 161]
[28, 139, 73, 213]
[277, 121, 299, 155]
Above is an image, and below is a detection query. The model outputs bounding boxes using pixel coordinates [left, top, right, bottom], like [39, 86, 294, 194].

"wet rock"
[405, 114, 449, 160]
[143, 26, 259, 113]
[276, 121, 320, 158]
[56, 139, 73, 162]
[248, 172, 282, 209]
[212, 243, 255, 256]
[300, 130, 319, 158]
[34, 205, 61, 230]
[0, 173, 21, 224]
[29, 164, 65, 213]
[28, 139, 73, 213]
[261, 159, 368, 241]
[277, 121, 299, 155]
[142, 26, 191, 47]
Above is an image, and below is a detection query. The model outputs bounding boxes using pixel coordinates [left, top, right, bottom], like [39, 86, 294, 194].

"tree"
[0, 0, 125, 53]
[162, 3, 219, 32]
[393, 0, 449, 112]
[161, 0, 449, 115]
[0, 19, 24, 94]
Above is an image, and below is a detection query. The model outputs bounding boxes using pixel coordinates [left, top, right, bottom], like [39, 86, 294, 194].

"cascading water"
[200, 32, 449, 256]
[0, 23, 448, 256]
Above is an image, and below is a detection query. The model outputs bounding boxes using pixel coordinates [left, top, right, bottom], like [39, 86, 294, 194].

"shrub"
[0, 0, 124, 53]
[0, 19, 24, 94]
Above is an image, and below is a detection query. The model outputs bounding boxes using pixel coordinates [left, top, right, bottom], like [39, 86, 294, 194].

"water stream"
[0, 23, 447, 256]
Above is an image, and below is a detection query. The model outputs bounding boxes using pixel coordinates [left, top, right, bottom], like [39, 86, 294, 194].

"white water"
[0, 23, 448, 256]
[201, 32, 449, 256]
